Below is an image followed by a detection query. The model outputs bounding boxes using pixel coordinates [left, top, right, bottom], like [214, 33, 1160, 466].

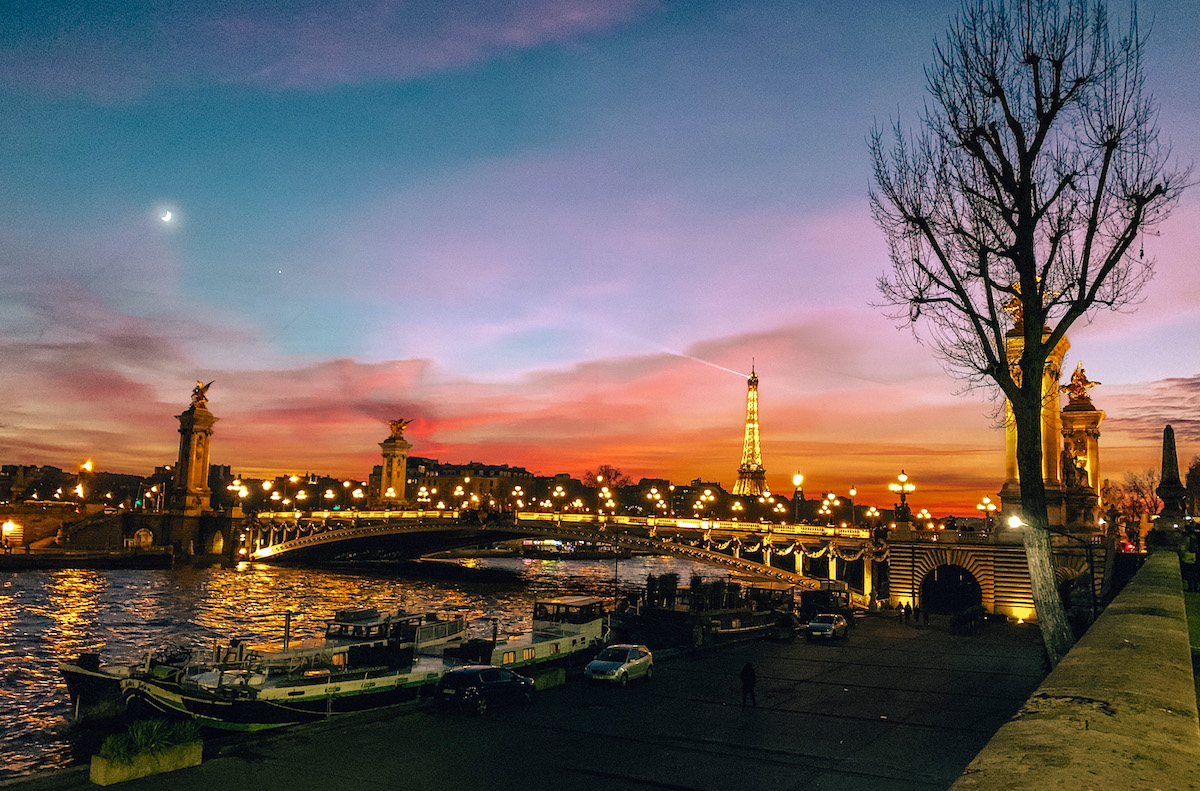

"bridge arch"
[919, 563, 983, 614]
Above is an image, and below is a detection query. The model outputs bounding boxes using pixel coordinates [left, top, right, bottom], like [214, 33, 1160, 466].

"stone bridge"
[244, 510, 887, 602]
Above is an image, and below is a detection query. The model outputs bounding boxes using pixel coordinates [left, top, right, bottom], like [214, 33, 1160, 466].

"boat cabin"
[532, 596, 607, 632]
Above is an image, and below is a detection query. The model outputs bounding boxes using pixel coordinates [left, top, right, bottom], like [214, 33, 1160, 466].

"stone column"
[171, 383, 217, 517]
[1000, 330, 1070, 522]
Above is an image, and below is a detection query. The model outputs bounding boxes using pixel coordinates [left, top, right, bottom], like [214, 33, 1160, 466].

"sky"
[1, 0, 1198, 514]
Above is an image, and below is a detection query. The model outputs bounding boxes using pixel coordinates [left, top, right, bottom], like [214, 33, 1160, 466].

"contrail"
[641, 340, 747, 378]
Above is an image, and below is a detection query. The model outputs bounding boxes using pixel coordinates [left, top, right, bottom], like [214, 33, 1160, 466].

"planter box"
[90, 741, 202, 786]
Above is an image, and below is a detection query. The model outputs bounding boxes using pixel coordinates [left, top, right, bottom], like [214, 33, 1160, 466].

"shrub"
[99, 720, 201, 764]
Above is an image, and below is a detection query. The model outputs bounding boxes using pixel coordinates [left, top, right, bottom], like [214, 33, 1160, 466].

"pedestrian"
[740, 661, 757, 707]
[903, 602, 911, 624]
[897, 605, 904, 623]
[2, 537, 9, 555]
[913, 605, 921, 625]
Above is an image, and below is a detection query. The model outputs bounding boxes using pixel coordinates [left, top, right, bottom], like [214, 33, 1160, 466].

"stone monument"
[375, 418, 413, 507]
[171, 381, 217, 517]
[998, 293, 1071, 526]
[1151, 425, 1188, 542]
[1059, 363, 1104, 531]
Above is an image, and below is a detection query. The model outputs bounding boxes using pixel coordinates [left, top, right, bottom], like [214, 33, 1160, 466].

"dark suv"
[434, 665, 535, 714]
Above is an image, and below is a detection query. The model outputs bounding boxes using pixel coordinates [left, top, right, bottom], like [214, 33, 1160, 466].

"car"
[806, 613, 849, 640]
[584, 644, 654, 686]
[434, 665, 535, 714]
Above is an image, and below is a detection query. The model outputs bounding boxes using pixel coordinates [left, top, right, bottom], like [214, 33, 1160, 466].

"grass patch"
[99, 719, 201, 764]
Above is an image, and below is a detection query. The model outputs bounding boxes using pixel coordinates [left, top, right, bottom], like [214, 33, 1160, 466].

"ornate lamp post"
[792, 473, 804, 522]
[888, 471, 916, 522]
[976, 496, 997, 532]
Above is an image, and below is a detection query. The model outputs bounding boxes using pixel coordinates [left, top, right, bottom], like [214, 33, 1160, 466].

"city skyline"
[2, 0, 1198, 511]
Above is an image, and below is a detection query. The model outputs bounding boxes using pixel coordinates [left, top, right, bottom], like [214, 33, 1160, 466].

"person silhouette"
[740, 662, 757, 707]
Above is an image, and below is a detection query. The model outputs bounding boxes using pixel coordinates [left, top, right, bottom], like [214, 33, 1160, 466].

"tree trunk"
[1013, 389, 1075, 666]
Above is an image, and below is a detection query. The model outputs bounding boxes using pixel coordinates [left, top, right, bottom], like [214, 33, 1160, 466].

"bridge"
[243, 510, 885, 601]
[244, 509, 1110, 620]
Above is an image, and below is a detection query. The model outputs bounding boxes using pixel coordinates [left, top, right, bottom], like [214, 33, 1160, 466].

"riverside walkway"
[8, 615, 1045, 791]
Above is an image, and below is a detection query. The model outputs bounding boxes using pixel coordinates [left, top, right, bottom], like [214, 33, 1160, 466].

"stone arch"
[203, 529, 224, 554]
[1053, 555, 1090, 584]
[914, 547, 995, 611]
[920, 563, 983, 614]
[131, 528, 155, 548]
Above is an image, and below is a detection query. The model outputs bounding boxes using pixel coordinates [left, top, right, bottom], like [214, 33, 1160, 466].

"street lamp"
[1008, 516, 1098, 620]
[976, 496, 997, 531]
[792, 473, 804, 522]
[888, 471, 916, 522]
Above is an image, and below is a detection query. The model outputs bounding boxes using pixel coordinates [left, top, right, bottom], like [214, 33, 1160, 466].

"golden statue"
[191, 380, 213, 408]
[1061, 362, 1099, 403]
[389, 418, 412, 438]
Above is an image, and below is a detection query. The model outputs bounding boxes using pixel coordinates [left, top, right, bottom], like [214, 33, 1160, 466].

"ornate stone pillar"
[1060, 363, 1105, 494]
[376, 419, 413, 507]
[171, 382, 217, 517]
[1000, 328, 1070, 524]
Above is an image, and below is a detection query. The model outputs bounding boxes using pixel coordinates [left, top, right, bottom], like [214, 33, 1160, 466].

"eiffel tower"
[732, 365, 768, 496]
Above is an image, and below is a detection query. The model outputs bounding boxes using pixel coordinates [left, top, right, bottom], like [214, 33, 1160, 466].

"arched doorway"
[920, 564, 982, 614]
[131, 528, 154, 548]
[203, 529, 224, 554]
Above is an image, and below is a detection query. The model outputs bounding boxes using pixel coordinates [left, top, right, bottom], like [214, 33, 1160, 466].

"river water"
[0, 555, 721, 780]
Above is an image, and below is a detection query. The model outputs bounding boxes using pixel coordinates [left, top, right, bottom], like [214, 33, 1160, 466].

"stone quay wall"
[951, 550, 1200, 790]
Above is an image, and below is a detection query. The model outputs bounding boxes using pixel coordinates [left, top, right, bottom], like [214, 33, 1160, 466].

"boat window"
[551, 643, 560, 655]
[502, 651, 516, 665]
[331, 652, 347, 667]
[522, 648, 536, 661]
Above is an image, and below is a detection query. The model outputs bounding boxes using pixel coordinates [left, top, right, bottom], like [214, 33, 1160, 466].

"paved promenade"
[6, 614, 1046, 791]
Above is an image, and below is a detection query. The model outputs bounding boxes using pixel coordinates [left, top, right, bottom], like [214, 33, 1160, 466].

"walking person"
[913, 604, 921, 625]
[740, 662, 757, 707]
[903, 603, 911, 624]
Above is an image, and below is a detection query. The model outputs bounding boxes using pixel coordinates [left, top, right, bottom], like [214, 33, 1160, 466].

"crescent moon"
[161, 210, 173, 222]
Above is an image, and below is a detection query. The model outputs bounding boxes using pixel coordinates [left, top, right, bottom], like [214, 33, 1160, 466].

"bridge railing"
[514, 512, 870, 539]
[256, 509, 461, 521]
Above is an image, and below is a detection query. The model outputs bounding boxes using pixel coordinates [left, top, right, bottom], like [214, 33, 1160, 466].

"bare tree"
[870, 0, 1187, 665]
[1123, 468, 1161, 518]
[1185, 456, 1200, 516]
[582, 465, 633, 489]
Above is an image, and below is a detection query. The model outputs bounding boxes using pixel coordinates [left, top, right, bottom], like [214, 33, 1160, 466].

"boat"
[63, 606, 465, 728]
[119, 607, 467, 731]
[58, 643, 195, 723]
[444, 595, 609, 670]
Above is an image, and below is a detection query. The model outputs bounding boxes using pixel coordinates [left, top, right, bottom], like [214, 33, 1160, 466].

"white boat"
[446, 595, 609, 670]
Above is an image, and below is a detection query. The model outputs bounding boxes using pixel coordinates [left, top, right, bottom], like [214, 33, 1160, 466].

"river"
[0, 555, 723, 780]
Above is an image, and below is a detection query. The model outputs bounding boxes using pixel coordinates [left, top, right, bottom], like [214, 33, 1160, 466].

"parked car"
[584, 644, 654, 686]
[434, 665, 535, 714]
[806, 613, 848, 640]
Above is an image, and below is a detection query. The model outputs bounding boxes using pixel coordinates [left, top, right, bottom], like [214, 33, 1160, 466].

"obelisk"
[1144, 424, 1188, 550]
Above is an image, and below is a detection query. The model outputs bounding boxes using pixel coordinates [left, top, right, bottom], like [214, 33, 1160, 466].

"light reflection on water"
[0, 555, 722, 780]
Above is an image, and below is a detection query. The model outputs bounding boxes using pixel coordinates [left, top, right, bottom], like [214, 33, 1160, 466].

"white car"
[584, 644, 654, 686]
[806, 613, 849, 640]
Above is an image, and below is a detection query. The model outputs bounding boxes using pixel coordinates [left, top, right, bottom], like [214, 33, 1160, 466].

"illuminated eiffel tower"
[731, 364, 768, 496]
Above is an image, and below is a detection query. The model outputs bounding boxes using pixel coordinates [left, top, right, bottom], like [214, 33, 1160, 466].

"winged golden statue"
[191, 380, 214, 408]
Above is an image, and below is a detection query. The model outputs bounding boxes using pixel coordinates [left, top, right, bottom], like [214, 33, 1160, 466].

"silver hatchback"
[584, 644, 654, 686]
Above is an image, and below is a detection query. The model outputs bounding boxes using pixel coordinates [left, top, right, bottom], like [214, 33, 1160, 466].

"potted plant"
[90, 719, 202, 786]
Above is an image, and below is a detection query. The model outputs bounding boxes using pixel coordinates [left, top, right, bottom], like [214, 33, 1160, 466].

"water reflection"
[0, 555, 722, 779]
